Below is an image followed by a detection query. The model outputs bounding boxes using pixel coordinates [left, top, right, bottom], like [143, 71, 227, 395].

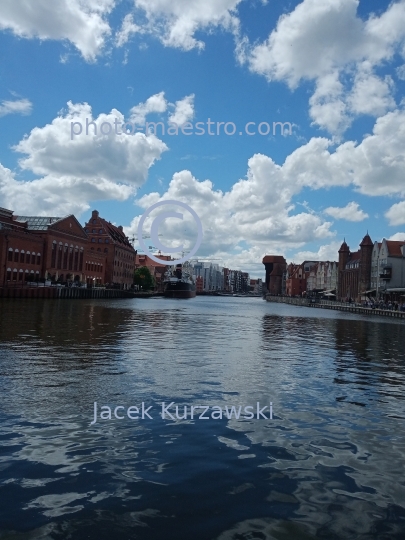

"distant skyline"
[1, 0, 405, 278]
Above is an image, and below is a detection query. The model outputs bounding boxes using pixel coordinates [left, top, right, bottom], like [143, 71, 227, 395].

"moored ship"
[164, 263, 196, 299]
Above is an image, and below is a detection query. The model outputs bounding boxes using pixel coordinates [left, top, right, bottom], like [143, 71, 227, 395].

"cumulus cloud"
[122, 105, 405, 267]
[115, 13, 144, 47]
[0, 163, 132, 216]
[293, 241, 342, 262]
[243, 0, 405, 135]
[129, 92, 168, 125]
[124, 154, 334, 269]
[0, 100, 168, 216]
[0, 98, 32, 117]
[324, 201, 369, 221]
[385, 201, 405, 226]
[168, 94, 195, 126]
[388, 232, 405, 241]
[0, 0, 115, 61]
[127, 0, 242, 51]
[14, 101, 167, 185]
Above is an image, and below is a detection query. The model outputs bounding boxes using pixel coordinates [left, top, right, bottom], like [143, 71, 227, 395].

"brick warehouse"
[0, 207, 136, 289]
[83, 210, 136, 289]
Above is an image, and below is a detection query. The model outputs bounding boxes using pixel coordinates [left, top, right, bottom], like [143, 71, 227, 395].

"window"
[14, 249, 19, 262]
[105, 239, 109, 243]
[57, 244, 63, 269]
[37, 253, 41, 265]
[8, 248, 13, 262]
[68, 246, 73, 271]
[19, 269, 23, 281]
[104, 248, 108, 253]
[99, 229, 103, 234]
[98, 238, 102, 243]
[92, 229, 97, 233]
[31, 252, 36, 264]
[91, 238, 96, 243]
[92, 219, 97, 224]
[51, 242, 57, 268]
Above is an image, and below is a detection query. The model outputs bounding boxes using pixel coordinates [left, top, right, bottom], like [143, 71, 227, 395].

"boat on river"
[163, 263, 196, 299]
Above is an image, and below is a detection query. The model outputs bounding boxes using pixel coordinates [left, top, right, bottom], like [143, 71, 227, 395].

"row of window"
[8, 248, 41, 265]
[91, 238, 109, 243]
[85, 262, 103, 273]
[85, 228, 105, 234]
[51, 243, 84, 271]
[6, 268, 40, 281]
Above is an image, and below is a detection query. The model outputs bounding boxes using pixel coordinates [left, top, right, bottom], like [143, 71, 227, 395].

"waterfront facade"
[371, 239, 405, 300]
[84, 210, 136, 289]
[262, 255, 287, 295]
[1, 208, 90, 285]
[338, 234, 373, 301]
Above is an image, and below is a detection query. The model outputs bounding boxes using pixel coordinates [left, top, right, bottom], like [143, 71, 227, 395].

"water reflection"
[0, 298, 404, 539]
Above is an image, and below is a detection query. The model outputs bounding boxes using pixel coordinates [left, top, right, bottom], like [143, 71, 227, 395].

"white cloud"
[168, 94, 195, 126]
[0, 163, 132, 216]
[0, 0, 114, 61]
[124, 153, 334, 268]
[129, 92, 168, 125]
[324, 201, 369, 221]
[397, 64, 405, 80]
[293, 241, 342, 262]
[388, 232, 405, 241]
[14, 101, 167, 185]
[386, 201, 405, 226]
[116, 13, 144, 47]
[348, 62, 395, 117]
[0, 100, 168, 216]
[0, 98, 32, 117]
[130, 0, 242, 51]
[244, 0, 405, 135]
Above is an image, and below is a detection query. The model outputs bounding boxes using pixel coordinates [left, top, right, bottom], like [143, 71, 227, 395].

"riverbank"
[0, 286, 161, 300]
[266, 295, 405, 320]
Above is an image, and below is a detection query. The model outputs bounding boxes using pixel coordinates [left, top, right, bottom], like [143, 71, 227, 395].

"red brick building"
[262, 255, 287, 295]
[338, 234, 373, 301]
[1, 208, 94, 286]
[84, 210, 136, 289]
[196, 275, 204, 293]
[0, 208, 44, 285]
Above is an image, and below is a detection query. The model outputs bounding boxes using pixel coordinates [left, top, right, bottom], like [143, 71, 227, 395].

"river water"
[0, 297, 405, 539]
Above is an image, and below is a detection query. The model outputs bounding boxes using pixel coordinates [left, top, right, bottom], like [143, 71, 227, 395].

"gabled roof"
[99, 218, 134, 249]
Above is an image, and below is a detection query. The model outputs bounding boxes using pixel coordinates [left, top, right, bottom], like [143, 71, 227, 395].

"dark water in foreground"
[0, 297, 405, 540]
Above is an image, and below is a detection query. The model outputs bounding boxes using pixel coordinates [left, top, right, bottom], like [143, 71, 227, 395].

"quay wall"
[266, 295, 405, 320]
[0, 286, 156, 300]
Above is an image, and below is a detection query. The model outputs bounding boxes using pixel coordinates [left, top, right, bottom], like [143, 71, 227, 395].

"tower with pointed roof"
[359, 233, 373, 296]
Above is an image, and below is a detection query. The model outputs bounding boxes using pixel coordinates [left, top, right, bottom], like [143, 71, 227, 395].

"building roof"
[262, 255, 286, 264]
[98, 217, 134, 249]
[386, 240, 405, 257]
[360, 233, 373, 247]
[14, 216, 63, 230]
[339, 240, 349, 252]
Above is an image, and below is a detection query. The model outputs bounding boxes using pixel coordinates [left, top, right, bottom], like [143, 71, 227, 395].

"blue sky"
[0, 0, 405, 277]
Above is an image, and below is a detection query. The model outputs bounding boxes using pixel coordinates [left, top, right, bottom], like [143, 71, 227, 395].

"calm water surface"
[0, 297, 405, 539]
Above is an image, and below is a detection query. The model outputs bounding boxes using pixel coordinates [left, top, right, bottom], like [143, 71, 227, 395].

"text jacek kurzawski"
[90, 402, 273, 424]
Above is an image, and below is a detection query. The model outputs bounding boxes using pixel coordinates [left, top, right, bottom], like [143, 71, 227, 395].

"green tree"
[134, 266, 155, 291]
